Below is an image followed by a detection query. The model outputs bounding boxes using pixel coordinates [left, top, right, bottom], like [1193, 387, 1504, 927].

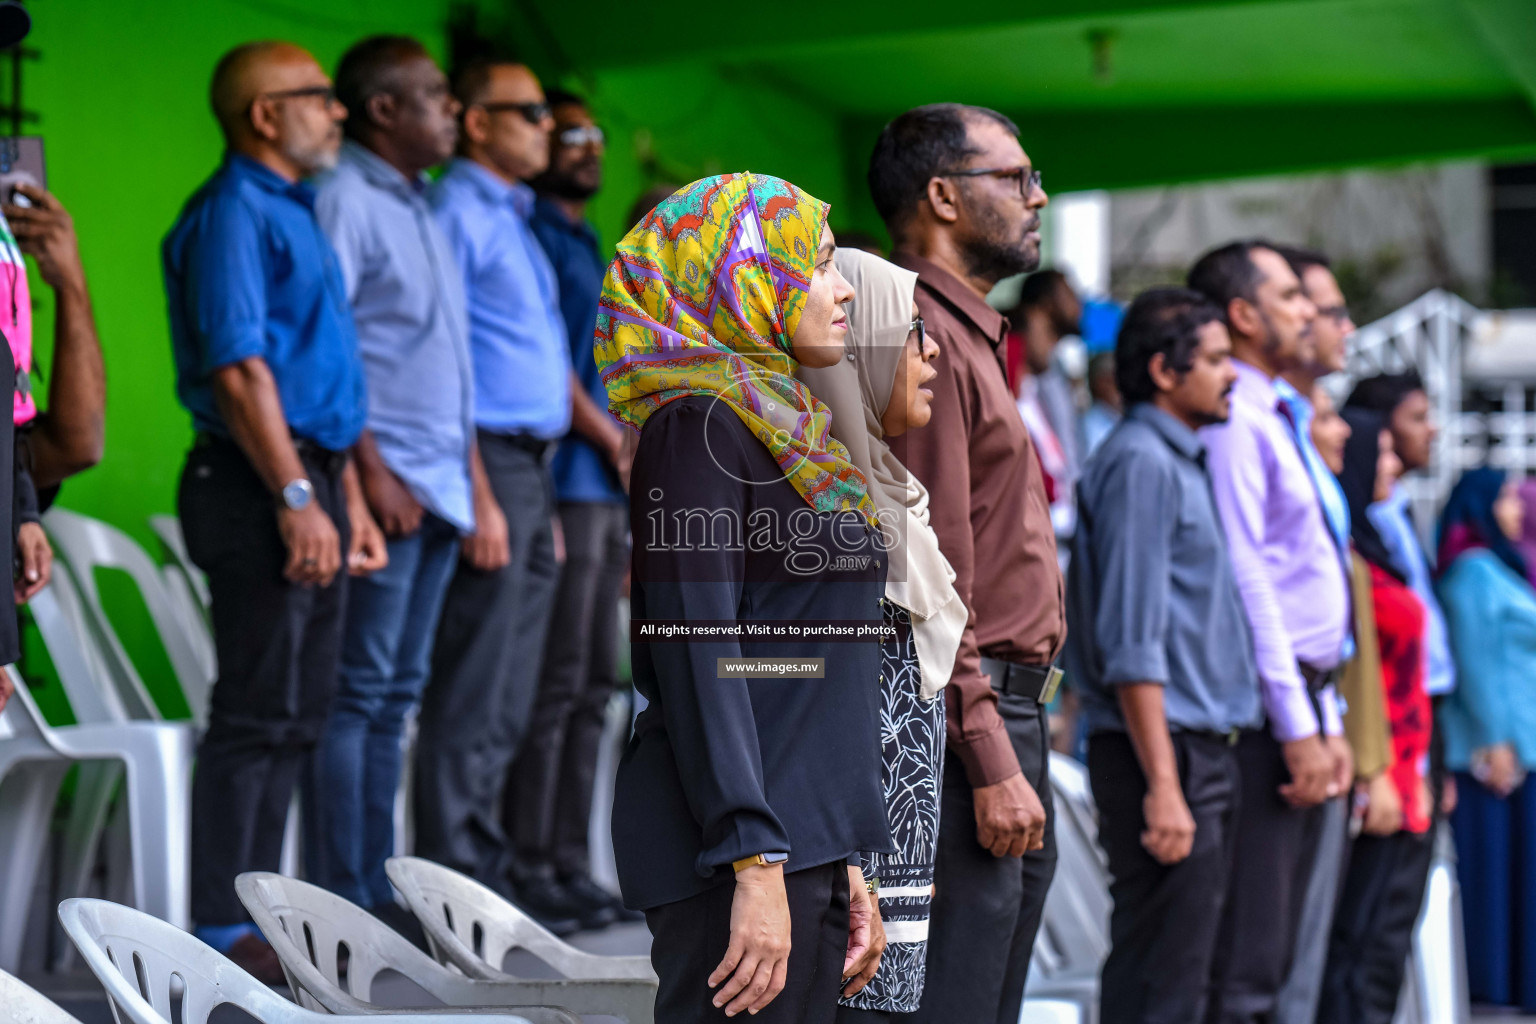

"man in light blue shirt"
[309, 36, 494, 925]
[416, 57, 570, 911]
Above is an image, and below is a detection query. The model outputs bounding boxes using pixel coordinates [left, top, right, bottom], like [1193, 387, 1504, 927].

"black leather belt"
[980, 656, 1063, 704]
[1298, 662, 1338, 694]
[291, 437, 349, 478]
[1183, 727, 1243, 747]
[489, 430, 554, 460]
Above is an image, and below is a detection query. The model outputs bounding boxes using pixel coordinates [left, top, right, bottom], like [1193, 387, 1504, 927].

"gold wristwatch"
[732, 852, 789, 872]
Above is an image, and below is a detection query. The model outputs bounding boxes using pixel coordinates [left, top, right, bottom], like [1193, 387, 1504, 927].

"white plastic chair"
[235, 873, 620, 1023]
[56, 898, 552, 1024]
[148, 513, 212, 615]
[44, 507, 215, 725]
[0, 669, 192, 973]
[1019, 999, 1084, 1024]
[386, 856, 657, 992]
[0, 967, 83, 1024]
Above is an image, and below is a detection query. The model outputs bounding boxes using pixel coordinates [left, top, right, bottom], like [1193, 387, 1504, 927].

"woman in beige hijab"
[800, 247, 967, 1018]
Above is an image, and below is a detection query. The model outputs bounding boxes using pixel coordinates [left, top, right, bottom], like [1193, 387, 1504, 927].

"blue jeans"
[307, 513, 460, 907]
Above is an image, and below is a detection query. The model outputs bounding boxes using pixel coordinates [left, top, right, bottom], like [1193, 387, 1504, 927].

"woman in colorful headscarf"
[797, 247, 962, 1019]
[1436, 467, 1536, 1010]
[602, 173, 894, 1022]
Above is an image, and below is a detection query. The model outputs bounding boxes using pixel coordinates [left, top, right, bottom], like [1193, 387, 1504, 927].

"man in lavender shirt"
[1190, 240, 1354, 1024]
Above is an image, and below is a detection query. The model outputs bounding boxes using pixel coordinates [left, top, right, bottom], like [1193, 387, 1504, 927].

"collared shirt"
[430, 160, 571, 439]
[1371, 485, 1458, 696]
[891, 251, 1066, 787]
[1068, 404, 1263, 735]
[315, 142, 476, 532]
[1274, 379, 1356, 663]
[1202, 360, 1349, 741]
[530, 196, 624, 505]
[165, 154, 366, 453]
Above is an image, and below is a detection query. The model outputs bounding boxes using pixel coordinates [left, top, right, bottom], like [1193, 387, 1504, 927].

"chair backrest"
[28, 572, 156, 724]
[0, 665, 50, 746]
[56, 898, 306, 1024]
[44, 509, 214, 725]
[0, 967, 84, 1024]
[385, 857, 652, 981]
[147, 515, 211, 613]
[235, 872, 461, 1013]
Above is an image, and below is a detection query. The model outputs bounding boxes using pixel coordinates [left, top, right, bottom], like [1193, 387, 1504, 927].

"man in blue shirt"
[310, 36, 487, 926]
[1066, 287, 1260, 1024]
[1272, 245, 1358, 1024]
[507, 90, 637, 929]
[420, 57, 569, 912]
[164, 40, 384, 978]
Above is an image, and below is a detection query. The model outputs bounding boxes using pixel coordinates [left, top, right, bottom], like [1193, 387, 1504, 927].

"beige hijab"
[798, 248, 966, 699]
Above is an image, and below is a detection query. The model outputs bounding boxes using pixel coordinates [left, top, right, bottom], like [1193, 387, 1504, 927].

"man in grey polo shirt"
[1065, 287, 1262, 1024]
[307, 35, 507, 930]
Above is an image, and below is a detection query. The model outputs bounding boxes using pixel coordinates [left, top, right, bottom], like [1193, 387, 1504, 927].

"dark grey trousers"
[508, 500, 628, 877]
[413, 431, 559, 886]
[905, 693, 1057, 1024]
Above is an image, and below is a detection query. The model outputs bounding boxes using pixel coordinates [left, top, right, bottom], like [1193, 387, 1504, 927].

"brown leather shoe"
[226, 933, 288, 987]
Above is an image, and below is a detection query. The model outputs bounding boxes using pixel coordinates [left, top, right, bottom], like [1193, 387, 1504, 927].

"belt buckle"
[1038, 666, 1064, 704]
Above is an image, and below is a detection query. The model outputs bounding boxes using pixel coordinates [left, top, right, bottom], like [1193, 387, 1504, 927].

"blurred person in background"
[421, 57, 568, 920]
[799, 247, 964, 1019]
[1436, 467, 1536, 1012]
[1270, 245, 1357, 1024]
[1066, 287, 1258, 1024]
[1189, 240, 1351, 1024]
[1079, 351, 1120, 457]
[1316, 411, 1433, 1024]
[869, 103, 1063, 1024]
[164, 40, 382, 979]
[1346, 371, 1457, 814]
[511, 88, 636, 931]
[1008, 269, 1082, 540]
[311, 35, 475, 932]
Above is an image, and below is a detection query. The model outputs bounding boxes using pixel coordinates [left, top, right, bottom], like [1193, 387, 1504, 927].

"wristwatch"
[732, 852, 789, 872]
[281, 478, 315, 511]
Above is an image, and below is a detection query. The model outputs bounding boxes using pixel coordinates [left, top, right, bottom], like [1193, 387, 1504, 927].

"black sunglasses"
[478, 100, 552, 125]
[253, 85, 337, 109]
[938, 165, 1043, 199]
[909, 316, 926, 349]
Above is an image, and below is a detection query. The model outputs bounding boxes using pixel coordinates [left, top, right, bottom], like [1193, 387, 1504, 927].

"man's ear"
[923, 176, 962, 225]
[1226, 297, 1261, 341]
[365, 92, 397, 133]
[247, 98, 281, 143]
[461, 104, 488, 147]
[1147, 350, 1178, 395]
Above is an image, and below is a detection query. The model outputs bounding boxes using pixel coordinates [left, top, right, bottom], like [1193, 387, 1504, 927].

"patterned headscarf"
[595, 173, 876, 521]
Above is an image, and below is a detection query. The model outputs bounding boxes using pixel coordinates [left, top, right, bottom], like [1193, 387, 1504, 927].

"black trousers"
[646, 862, 849, 1024]
[907, 692, 1056, 1024]
[415, 431, 559, 886]
[1316, 828, 1435, 1024]
[1204, 729, 1327, 1024]
[180, 436, 349, 926]
[508, 500, 628, 877]
[1088, 731, 1242, 1024]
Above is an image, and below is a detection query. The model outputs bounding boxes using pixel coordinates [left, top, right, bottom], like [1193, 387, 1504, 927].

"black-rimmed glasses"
[478, 100, 552, 125]
[1316, 304, 1351, 324]
[939, 165, 1043, 198]
[254, 85, 337, 108]
[910, 316, 926, 348]
[557, 125, 605, 148]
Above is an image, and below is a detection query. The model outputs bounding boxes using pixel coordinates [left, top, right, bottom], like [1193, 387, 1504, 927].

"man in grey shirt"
[1065, 287, 1262, 1024]
[307, 35, 508, 930]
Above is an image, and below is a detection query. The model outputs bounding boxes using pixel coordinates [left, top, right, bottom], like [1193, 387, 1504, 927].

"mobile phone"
[0, 135, 45, 207]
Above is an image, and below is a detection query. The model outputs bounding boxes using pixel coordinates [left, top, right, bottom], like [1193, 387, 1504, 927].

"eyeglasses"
[254, 85, 337, 108]
[477, 100, 552, 125]
[909, 317, 926, 348]
[557, 125, 605, 148]
[1316, 304, 1352, 324]
[938, 165, 1043, 199]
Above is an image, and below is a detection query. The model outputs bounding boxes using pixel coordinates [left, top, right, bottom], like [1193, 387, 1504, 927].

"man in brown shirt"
[867, 103, 1065, 1024]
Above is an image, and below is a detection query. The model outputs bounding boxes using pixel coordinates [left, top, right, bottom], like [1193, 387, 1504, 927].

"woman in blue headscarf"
[1436, 467, 1536, 1009]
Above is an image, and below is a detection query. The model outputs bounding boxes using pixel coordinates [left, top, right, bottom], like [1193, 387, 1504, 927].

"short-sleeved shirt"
[1066, 403, 1263, 735]
[430, 160, 571, 440]
[0, 211, 35, 427]
[164, 153, 366, 453]
[316, 142, 476, 531]
[530, 196, 624, 505]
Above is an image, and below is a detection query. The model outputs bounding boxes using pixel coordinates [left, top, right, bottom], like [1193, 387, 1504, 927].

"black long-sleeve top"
[613, 396, 894, 911]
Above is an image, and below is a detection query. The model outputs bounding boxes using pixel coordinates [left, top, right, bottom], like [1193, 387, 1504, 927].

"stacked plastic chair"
[0, 967, 83, 1024]
[56, 898, 556, 1024]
